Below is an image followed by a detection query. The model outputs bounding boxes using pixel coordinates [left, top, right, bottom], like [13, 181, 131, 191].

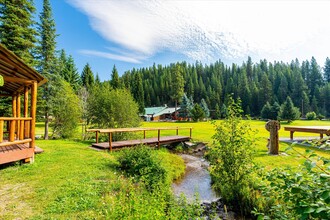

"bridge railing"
[87, 127, 193, 151]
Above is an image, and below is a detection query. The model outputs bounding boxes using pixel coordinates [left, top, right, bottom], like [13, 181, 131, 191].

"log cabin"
[0, 44, 46, 165]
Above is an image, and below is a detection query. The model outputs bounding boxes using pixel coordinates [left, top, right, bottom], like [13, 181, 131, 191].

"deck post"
[30, 81, 37, 149]
[109, 132, 112, 152]
[11, 94, 17, 141]
[0, 120, 3, 142]
[24, 86, 29, 138]
[158, 129, 160, 148]
[17, 93, 21, 139]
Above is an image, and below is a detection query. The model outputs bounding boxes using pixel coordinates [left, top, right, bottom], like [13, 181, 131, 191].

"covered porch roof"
[0, 44, 47, 96]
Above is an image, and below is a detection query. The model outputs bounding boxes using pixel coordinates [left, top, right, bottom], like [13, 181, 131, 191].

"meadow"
[0, 119, 329, 219]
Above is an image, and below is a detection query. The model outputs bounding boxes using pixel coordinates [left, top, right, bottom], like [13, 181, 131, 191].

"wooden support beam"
[144, 130, 146, 139]
[24, 86, 29, 138]
[176, 127, 179, 135]
[30, 81, 37, 149]
[20, 120, 24, 140]
[0, 120, 3, 142]
[16, 93, 21, 139]
[3, 76, 35, 84]
[190, 128, 192, 138]
[96, 131, 99, 143]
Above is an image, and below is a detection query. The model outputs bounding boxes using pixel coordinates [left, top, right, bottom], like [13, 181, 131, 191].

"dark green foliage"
[324, 57, 330, 83]
[0, 0, 37, 65]
[119, 57, 329, 118]
[190, 103, 205, 122]
[131, 72, 144, 113]
[61, 55, 81, 91]
[209, 96, 257, 216]
[306, 111, 317, 120]
[87, 84, 140, 129]
[37, 0, 58, 139]
[220, 103, 228, 118]
[261, 102, 272, 119]
[50, 79, 82, 138]
[110, 65, 120, 89]
[279, 96, 301, 122]
[81, 63, 94, 90]
[117, 146, 167, 190]
[171, 63, 185, 110]
[214, 103, 221, 119]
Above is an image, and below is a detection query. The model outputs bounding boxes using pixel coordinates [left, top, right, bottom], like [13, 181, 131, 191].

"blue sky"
[35, 0, 330, 81]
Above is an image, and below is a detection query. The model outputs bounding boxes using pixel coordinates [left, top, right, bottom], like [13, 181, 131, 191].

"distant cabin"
[0, 44, 46, 165]
[143, 106, 180, 121]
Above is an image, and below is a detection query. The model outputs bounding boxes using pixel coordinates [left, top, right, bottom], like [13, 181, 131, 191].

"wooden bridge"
[87, 127, 192, 151]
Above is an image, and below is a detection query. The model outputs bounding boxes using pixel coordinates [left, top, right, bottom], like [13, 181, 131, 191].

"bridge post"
[109, 132, 112, 152]
[176, 127, 178, 135]
[158, 129, 160, 148]
[190, 128, 192, 138]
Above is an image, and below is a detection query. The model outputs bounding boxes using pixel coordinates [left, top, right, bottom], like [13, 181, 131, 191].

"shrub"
[190, 103, 205, 121]
[317, 113, 325, 120]
[279, 96, 300, 123]
[254, 147, 330, 219]
[117, 146, 167, 190]
[306, 111, 317, 120]
[209, 96, 258, 216]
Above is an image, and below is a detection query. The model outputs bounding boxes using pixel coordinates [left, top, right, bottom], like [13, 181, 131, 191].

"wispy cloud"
[69, 0, 330, 63]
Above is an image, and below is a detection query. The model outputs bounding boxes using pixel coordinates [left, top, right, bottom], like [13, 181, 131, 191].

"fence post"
[109, 132, 112, 152]
[158, 129, 160, 148]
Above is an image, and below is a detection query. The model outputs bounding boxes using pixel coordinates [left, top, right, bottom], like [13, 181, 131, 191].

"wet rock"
[201, 199, 236, 220]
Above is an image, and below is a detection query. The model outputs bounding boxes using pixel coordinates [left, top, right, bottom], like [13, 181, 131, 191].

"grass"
[0, 120, 329, 218]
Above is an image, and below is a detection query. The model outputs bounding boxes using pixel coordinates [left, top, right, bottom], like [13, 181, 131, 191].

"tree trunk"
[265, 120, 280, 155]
[44, 110, 49, 140]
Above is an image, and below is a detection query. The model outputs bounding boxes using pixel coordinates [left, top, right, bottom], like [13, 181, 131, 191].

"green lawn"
[0, 120, 329, 218]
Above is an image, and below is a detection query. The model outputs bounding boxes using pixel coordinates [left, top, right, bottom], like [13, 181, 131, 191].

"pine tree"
[261, 102, 272, 119]
[323, 57, 330, 83]
[279, 97, 300, 123]
[62, 55, 81, 91]
[0, 0, 37, 65]
[171, 63, 184, 112]
[179, 93, 191, 119]
[200, 98, 210, 119]
[133, 72, 144, 113]
[214, 103, 221, 119]
[81, 63, 94, 90]
[37, 0, 57, 140]
[110, 65, 120, 89]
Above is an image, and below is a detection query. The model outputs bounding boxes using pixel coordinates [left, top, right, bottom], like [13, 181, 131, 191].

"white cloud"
[69, 0, 330, 64]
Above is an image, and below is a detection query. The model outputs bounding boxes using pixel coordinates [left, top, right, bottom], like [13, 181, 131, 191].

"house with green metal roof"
[144, 106, 180, 121]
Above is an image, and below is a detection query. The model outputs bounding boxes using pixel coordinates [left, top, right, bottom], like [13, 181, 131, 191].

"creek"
[172, 154, 219, 202]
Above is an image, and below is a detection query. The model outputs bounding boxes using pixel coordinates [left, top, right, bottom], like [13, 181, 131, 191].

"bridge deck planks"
[92, 135, 190, 150]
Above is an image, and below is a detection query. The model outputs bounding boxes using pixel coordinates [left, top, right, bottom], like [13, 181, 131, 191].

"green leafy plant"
[209, 96, 258, 216]
[254, 145, 330, 219]
[306, 111, 317, 120]
[116, 146, 167, 190]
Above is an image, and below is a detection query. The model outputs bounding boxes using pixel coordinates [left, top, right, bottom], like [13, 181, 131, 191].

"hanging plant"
[0, 75, 4, 86]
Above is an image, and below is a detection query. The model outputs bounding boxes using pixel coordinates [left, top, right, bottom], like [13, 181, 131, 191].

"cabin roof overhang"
[0, 44, 47, 96]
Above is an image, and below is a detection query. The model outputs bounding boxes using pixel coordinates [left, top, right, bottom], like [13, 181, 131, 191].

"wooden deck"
[0, 143, 34, 164]
[92, 135, 190, 150]
[284, 126, 330, 140]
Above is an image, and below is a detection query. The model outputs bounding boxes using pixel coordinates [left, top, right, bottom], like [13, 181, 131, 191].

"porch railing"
[0, 117, 32, 147]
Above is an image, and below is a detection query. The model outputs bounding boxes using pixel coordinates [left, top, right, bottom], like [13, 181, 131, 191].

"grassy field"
[1, 120, 329, 218]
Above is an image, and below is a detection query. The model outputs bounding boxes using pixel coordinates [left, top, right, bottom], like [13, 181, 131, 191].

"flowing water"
[172, 154, 219, 203]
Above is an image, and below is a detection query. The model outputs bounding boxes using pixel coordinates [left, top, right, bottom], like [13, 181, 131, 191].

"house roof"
[154, 107, 180, 117]
[0, 44, 47, 96]
[145, 106, 167, 115]
[144, 106, 180, 117]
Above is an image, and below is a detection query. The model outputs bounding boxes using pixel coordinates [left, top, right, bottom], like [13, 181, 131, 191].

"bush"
[317, 113, 325, 120]
[190, 103, 205, 121]
[279, 96, 300, 123]
[209, 96, 258, 216]
[306, 111, 317, 120]
[117, 146, 167, 190]
[254, 147, 330, 219]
